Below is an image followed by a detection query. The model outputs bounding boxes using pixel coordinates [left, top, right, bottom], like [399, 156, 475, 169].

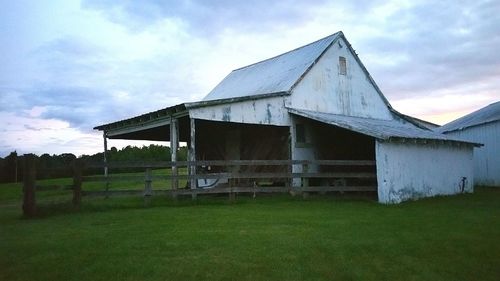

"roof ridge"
[231, 31, 342, 72]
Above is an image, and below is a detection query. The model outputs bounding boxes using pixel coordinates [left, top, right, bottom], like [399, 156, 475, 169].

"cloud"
[81, 0, 340, 35]
[1, 0, 498, 157]
[354, 0, 500, 101]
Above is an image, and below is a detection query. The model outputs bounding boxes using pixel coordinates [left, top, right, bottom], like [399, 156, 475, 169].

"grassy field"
[0, 177, 499, 281]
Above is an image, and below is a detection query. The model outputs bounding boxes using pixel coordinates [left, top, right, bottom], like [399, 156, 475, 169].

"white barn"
[95, 31, 479, 203]
[436, 102, 500, 186]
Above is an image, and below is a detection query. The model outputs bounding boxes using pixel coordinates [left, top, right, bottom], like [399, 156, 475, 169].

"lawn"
[0, 179, 499, 281]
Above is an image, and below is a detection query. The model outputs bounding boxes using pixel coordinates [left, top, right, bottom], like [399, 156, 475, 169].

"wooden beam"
[189, 118, 197, 199]
[103, 131, 108, 177]
[170, 117, 179, 192]
[84, 159, 375, 169]
[144, 168, 152, 206]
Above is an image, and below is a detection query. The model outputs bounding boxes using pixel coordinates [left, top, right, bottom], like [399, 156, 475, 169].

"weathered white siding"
[189, 96, 289, 126]
[289, 115, 318, 186]
[446, 121, 500, 186]
[376, 141, 474, 204]
[288, 37, 393, 120]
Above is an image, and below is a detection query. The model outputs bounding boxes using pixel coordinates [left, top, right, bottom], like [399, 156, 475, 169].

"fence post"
[302, 162, 309, 199]
[72, 159, 83, 207]
[189, 118, 197, 200]
[22, 154, 36, 217]
[229, 188, 236, 202]
[144, 168, 152, 206]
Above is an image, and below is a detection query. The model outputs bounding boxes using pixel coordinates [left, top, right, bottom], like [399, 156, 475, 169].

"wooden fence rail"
[22, 158, 377, 216]
[86, 159, 376, 168]
[81, 159, 377, 198]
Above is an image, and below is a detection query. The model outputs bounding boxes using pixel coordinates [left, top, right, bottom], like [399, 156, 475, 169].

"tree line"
[0, 145, 188, 183]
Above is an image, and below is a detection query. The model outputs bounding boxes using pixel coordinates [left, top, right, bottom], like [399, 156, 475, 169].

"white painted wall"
[288, 37, 393, 120]
[188, 96, 290, 126]
[290, 115, 319, 187]
[445, 121, 500, 186]
[376, 141, 474, 204]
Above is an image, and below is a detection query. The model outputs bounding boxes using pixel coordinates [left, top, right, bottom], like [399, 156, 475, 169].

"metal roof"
[288, 108, 481, 146]
[436, 101, 500, 133]
[202, 32, 342, 102]
[93, 103, 187, 131]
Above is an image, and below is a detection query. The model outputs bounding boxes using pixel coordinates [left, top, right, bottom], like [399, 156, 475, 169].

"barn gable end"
[288, 36, 393, 120]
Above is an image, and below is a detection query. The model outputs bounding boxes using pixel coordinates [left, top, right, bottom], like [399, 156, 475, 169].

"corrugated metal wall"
[446, 121, 500, 186]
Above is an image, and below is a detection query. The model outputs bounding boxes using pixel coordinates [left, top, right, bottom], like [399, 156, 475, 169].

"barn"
[94, 31, 480, 203]
[436, 101, 500, 186]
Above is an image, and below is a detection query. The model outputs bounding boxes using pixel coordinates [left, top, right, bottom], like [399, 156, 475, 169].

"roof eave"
[439, 118, 500, 134]
[386, 136, 482, 147]
[186, 91, 290, 109]
[94, 103, 188, 132]
[287, 107, 482, 147]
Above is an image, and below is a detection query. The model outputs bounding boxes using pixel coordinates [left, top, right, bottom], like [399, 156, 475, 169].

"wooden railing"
[21, 156, 377, 217]
[83, 159, 377, 196]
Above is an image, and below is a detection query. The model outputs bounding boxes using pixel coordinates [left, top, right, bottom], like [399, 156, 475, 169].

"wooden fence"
[22, 154, 377, 217]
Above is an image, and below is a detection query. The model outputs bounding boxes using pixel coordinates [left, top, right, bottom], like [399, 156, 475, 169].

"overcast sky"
[1, 0, 499, 157]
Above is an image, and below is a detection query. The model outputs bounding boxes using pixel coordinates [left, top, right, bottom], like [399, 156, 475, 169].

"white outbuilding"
[95, 31, 480, 203]
[436, 102, 500, 186]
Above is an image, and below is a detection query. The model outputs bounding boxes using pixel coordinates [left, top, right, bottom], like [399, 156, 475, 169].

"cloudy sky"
[1, 0, 499, 157]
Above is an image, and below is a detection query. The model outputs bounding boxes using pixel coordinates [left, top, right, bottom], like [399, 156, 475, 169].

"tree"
[2, 151, 18, 183]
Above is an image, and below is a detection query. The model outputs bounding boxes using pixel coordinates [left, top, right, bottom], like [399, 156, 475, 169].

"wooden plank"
[171, 185, 376, 195]
[294, 172, 377, 179]
[103, 132, 108, 177]
[83, 175, 145, 182]
[35, 185, 67, 191]
[85, 171, 376, 183]
[189, 118, 197, 195]
[84, 159, 376, 169]
[298, 186, 377, 192]
[81, 185, 376, 198]
[82, 190, 144, 197]
[144, 168, 152, 206]
[170, 117, 179, 190]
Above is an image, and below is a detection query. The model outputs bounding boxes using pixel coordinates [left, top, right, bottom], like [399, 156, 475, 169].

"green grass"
[0, 178, 499, 281]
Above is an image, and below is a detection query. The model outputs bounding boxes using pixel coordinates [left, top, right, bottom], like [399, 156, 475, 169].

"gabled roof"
[436, 101, 500, 133]
[201, 32, 342, 103]
[288, 108, 481, 146]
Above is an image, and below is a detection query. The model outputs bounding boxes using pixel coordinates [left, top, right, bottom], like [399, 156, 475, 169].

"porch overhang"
[93, 103, 189, 141]
[287, 107, 482, 147]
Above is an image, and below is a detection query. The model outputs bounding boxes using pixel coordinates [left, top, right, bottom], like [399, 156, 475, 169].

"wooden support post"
[229, 190, 236, 202]
[103, 131, 108, 177]
[302, 162, 309, 199]
[103, 131, 110, 198]
[22, 154, 36, 217]
[189, 118, 197, 200]
[144, 168, 152, 206]
[170, 117, 179, 194]
[72, 159, 83, 207]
